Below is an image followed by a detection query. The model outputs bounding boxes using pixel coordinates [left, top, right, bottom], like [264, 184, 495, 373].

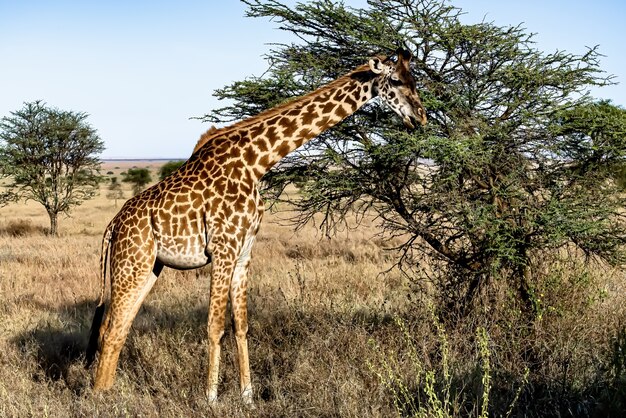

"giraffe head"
[369, 48, 427, 128]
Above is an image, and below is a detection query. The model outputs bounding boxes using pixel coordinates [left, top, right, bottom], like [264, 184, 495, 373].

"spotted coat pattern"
[87, 49, 426, 404]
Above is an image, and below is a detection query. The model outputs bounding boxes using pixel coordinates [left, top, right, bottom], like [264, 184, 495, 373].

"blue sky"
[1, 0, 624, 159]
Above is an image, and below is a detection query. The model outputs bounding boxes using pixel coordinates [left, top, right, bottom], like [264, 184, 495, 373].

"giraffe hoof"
[241, 386, 254, 406]
[207, 390, 218, 405]
[243, 398, 256, 410]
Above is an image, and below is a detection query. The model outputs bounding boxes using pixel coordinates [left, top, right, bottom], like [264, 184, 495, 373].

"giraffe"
[85, 48, 427, 404]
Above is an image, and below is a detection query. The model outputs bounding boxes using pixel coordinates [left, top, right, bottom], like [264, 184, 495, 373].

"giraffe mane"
[191, 62, 374, 155]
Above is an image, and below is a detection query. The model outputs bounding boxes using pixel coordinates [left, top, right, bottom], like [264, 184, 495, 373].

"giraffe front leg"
[231, 259, 253, 405]
[206, 256, 235, 403]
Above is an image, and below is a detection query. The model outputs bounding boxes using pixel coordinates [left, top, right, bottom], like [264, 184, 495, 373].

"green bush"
[159, 160, 185, 180]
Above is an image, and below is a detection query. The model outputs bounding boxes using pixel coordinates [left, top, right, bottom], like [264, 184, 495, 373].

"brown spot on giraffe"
[321, 102, 336, 115]
[302, 103, 317, 125]
[333, 90, 346, 102]
[336, 105, 349, 119]
[275, 142, 291, 158]
[253, 137, 269, 153]
[243, 146, 257, 166]
[280, 117, 298, 137]
[86, 47, 427, 406]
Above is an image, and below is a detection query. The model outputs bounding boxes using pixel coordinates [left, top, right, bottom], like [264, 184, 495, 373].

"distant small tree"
[0, 101, 104, 235]
[122, 168, 152, 195]
[106, 176, 124, 207]
[158, 160, 185, 180]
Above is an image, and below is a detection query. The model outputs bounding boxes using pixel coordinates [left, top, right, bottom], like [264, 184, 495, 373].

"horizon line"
[101, 157, 187, 161]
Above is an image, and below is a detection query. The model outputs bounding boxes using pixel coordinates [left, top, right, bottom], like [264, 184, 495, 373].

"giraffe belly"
[156, 241, 210, 269]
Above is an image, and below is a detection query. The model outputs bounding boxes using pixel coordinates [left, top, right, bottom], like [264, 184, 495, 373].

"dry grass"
[0, 164, 625, 417]
[0, 171, 409, 417]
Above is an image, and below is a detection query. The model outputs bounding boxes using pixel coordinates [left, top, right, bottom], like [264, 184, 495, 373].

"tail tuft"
[85, 304, 105, 368]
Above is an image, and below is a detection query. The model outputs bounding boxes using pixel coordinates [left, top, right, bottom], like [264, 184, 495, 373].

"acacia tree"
[205, 0, 626, 316]
[122, 167, 152, 195]
[0, 101, 104, 235]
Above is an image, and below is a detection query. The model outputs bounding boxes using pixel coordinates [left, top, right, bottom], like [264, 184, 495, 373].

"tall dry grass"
[0, 165, 625, 417]
[0, 173, 410, 417]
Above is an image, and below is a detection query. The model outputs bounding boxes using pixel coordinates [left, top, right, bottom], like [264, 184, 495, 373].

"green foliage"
[158, 160, 185, 180]
[616, 165, 626, 190]
[368, 315, 456, 417]
[209, 0, 626, 316]
[368, 314, 526, 417]
[122, 168, 152, 195]
[0, 100, 104, 235]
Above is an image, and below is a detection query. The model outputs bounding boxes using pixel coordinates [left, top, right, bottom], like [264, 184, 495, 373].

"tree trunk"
[48, 211, 58, 236]
[518, 262, 534, 315]
[516, 235, 534, 316]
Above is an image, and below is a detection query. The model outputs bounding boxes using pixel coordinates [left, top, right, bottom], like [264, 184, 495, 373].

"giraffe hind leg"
[93, 261, 163, 391]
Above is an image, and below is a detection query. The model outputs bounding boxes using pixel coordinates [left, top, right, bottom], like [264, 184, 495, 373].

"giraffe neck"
[196, 63, 377, 181]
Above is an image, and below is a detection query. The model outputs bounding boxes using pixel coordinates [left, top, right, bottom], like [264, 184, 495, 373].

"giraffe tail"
[86, 224, 113, 368]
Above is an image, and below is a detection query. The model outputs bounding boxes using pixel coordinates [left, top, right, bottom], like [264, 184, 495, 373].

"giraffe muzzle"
[404, 112, 427, 129]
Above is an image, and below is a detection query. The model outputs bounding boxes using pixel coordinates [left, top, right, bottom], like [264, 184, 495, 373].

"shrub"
[0, 219, 46, 236]
[158, 160, 185, 180]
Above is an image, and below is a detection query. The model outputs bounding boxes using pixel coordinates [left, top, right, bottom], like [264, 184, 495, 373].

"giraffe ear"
[369, 58, 385, 74]
[396, 47, 412, 62]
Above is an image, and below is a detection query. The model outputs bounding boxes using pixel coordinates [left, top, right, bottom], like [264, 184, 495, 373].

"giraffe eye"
[389, 77, 403, 86]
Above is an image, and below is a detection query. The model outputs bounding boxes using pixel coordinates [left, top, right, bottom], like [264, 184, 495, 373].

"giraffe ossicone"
[86, 48, 426, 404]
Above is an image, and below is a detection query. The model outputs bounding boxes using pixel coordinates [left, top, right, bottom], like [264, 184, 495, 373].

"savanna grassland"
[1, 161, 625, 417]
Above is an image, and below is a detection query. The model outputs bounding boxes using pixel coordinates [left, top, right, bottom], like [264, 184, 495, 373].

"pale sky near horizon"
[1, 1, 624, 159]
